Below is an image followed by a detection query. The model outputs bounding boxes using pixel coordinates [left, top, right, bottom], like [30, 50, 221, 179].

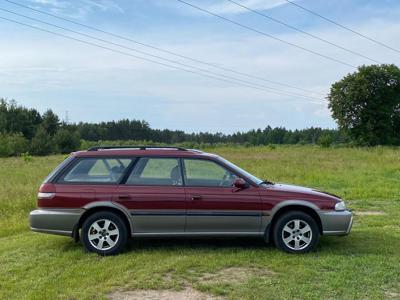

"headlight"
[335, 201, 346, 211]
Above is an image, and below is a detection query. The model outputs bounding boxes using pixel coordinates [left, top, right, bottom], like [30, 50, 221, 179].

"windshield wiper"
[260, 179, 274, 185]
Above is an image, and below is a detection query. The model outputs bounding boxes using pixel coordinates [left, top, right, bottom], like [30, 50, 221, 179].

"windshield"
[217, 156, 263, 185]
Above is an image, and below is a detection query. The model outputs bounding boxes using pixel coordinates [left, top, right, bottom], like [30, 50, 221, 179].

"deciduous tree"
[328, 64, 400, 145]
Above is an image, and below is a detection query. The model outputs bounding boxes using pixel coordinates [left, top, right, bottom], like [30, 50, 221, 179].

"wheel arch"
[265, 200, 323, 243]
[73, 201, 133, 241]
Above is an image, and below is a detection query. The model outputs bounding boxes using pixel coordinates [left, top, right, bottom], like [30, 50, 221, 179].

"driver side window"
[183, 159, 237, 187]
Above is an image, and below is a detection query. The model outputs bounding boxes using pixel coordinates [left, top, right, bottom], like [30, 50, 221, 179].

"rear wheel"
[82, 211, 128, 255]
[273, 211, 319, 253]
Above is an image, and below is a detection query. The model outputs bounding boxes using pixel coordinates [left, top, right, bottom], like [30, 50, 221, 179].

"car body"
[30, 146, 353, 255]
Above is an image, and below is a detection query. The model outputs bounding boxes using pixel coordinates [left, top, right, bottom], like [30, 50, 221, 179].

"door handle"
[191, 195, 202, 200]
[118, 194, 130, 199]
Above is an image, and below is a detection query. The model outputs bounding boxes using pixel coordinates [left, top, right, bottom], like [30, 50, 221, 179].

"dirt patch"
[384, 290, 400, 299]
[108, 267, 275, 299]
[200, 267, 276, 285]
[108, 287, 222, 300]
[356, 211, 386, 216]
[162, 271, 174, 283]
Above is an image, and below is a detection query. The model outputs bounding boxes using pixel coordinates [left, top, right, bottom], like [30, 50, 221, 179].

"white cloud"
[30, 0, 66, 6]
[154, 0, 293, 17]
[81, 0, 124, 13]
[207, 0, 291, 15]
[27, 0, 123, 19]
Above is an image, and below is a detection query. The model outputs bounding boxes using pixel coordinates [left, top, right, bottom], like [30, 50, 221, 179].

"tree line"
[0, 99, 346, 156]
[2, 64, 399, 156]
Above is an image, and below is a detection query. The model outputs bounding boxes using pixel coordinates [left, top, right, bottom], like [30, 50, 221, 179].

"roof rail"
[188, 148, 203, 153]
[87, 145, 188, 151]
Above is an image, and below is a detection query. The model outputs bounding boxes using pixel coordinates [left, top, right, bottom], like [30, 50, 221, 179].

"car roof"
[72, 147, 217, 158]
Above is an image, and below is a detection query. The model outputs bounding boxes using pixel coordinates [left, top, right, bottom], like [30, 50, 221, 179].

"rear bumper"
[29, 208, 84, 237]
[319, 210, 353, 236]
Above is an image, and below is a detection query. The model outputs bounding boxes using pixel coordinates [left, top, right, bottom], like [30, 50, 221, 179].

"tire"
[273, 211, 320, 254]
[81, 211, 128, 255]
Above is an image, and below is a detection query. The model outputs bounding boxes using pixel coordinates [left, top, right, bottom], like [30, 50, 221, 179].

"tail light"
[38, 183, 56, 199]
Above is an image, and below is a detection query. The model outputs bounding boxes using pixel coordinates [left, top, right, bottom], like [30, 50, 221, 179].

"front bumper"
[319, 209, 353, 236]
[29, 208, 84, 237]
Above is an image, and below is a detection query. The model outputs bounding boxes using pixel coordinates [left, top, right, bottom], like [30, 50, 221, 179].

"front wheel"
[82, 211, 128, 255]
[273, 211, 320, 253]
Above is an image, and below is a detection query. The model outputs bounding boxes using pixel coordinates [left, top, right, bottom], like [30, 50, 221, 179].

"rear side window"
[59, 158, 133, 184]
[126, 158, 182, 186]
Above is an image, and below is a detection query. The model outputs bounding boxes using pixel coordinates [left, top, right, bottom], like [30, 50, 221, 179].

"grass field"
[0, 145, 399, 299]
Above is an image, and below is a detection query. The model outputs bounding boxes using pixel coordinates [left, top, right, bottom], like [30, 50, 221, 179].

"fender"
[269, 199, 321, 217]
[82, 201, 135, 235]
[263, 199, 322, 240]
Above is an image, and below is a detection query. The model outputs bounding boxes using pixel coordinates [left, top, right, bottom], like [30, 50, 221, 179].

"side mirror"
[233, 177, 249, 189]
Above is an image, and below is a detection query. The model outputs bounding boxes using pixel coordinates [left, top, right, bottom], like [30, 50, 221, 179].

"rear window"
[58, 157, 133, 184]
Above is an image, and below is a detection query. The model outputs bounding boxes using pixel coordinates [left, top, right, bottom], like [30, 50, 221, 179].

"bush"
[0, 133, 29, 157]
[54, 128, 81, 154]
[21, 152, 33, 162]
[297, 139, 307, 145]
[318, 134, 333, 148]
[30, 126, 53, 155]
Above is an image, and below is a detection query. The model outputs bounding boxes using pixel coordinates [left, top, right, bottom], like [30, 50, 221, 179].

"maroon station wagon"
[30, 146, 353, 255]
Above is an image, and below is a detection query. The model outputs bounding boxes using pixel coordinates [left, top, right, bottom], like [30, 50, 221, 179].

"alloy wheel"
[88, 219, 120, 250]
[281, 219, 313, 251]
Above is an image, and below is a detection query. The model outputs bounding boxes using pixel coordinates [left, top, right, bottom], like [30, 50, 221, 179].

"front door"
[115, 157, 186, 233]
[182, 158, 262, 233]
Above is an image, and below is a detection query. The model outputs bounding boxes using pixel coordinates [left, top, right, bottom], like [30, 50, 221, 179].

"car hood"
[261, 183, 341, 201]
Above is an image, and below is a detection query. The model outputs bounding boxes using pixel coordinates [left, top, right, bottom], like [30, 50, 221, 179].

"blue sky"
[1, 0, 400, 133]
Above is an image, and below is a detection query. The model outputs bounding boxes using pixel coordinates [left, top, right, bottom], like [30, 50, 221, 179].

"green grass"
[0, 145, 399, 299]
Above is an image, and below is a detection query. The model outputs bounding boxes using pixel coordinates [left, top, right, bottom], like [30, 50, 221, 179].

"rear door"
[115, 157, 186, 233]
[183, 158, 262, 233]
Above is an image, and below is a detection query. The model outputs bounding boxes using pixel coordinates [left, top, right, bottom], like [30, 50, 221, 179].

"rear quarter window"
[58, 157, 133, 184]
[43, 156, 75, 183]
